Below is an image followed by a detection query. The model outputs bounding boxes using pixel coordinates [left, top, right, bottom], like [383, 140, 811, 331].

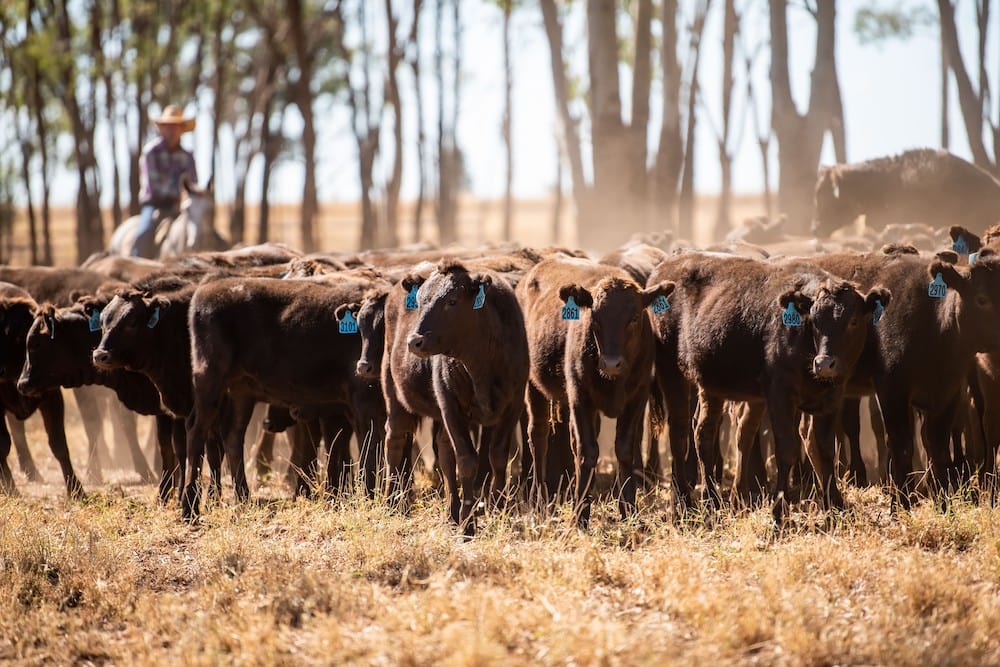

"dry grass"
[3, 427, 1000, 666]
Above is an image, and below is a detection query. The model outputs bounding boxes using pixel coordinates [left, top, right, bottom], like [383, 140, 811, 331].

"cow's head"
[934, 251, 1000, 352]
[18, 304, 94, 395]
[811, 166, 860, 237]
[559, 276, 675, 378]
[92, 290, 169, 371]
[780, 279, 889, 382]
[353, 289, 389, 379]
[406, 261, 493, 359]
[0, 296, 38, 380]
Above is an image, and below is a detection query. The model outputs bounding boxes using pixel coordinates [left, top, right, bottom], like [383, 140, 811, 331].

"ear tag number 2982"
[781, 303, 802, 327]
[562, 296, 580, 321]
[928, 273, 948, 299]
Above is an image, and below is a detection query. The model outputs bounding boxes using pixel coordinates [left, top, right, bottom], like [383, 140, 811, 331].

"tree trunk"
[540, 0, 588, 224]
[288, 0, 319, 251]
[258, 103, 280, 245]
[679, 0, 711, 240]
[940, 21, 950, 149]
[630, 0, 653, 229]
[552, 137, 563, 244]
[435, 0, 456, 244]
[651, 0, 684, 232]
[411, 24, 427, 244]
[769, 0, 838, 233]
[502, 0, 514, 241]
[714, 0, 737, 241]
[383, 0, 404, 248]
[937, 0, 994, 171]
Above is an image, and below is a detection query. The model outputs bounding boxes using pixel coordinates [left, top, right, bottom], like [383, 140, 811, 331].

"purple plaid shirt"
[139, 137, 198, 207]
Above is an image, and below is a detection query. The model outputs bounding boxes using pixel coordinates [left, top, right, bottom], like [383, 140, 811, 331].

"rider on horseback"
[132, 104, 198, 257]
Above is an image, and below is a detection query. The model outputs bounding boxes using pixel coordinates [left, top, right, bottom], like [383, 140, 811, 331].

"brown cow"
[810, 250, 1000, 504]
[181, 272, 388, 519]
[649, 252, 885, 521]
[517, 256, 674, 526]
[813, 148, 1000, 237]
[385, 260, 528, 535]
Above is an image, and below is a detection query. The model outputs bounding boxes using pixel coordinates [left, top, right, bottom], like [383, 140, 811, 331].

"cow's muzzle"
[812, 354, 840, 379]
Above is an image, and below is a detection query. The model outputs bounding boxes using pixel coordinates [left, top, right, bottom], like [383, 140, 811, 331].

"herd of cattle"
[4, 148, 1000, 536]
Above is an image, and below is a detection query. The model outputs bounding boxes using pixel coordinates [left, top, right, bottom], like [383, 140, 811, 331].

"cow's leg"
[840, 397, 868, 486]
[765, 394, 802, 524]
[170, 418, 187, 502]
[805, 410, 846, 511]
[516, 411, 532, 499]
[286, 421, 319, 498]
[869, 396, 888, 483]
[255, 431, 276, 480]
[877, 391, 917, 509]
[8, 416, 40, 482]
[614, 396, 647, 519]
[435, 387, 480, 536]
[383, 373, 419, 507]
[219, 397, 254, 503]
[182, 405, 212, 519]
[525, 384, 550, 506]
[39, 391, 84, 498]
[323, 414, 353, 495]
[694, 389, 726, 507]
[72, 387, 107, 484]
[0, 411, 15, 494]
[568, 397, 600, 529]
[352, 386, 386, 497]
[734, 401, 767, 505]
[923, 399, 961, 501]
[663, 375, 694, 505]
[112, 402, 155, 482]
[432, 421, 461, 525]
[486, 418, 518, 510]
[155, 414, 177, 504]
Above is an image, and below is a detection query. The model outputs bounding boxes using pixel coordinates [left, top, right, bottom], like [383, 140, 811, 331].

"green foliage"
[854, 2, 936, 47]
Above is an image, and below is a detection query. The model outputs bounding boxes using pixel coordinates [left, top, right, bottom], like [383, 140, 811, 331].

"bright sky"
[59, 0, 999, 208]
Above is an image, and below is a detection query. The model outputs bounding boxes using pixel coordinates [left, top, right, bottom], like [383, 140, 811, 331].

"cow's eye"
[447, 298, 457, 307]
[977, 294, 991, 308]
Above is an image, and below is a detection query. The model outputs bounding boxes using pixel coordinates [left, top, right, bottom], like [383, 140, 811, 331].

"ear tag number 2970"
[928, 273, 948, 299]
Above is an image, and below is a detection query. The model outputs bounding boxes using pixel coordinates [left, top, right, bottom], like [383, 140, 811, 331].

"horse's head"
[181, 175, 215, 231]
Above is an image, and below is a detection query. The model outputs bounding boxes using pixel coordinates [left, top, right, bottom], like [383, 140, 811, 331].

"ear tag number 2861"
[561, 296, 580, 321]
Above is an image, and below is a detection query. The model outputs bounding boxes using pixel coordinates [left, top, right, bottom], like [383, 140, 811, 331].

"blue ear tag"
[405, 284, 419, 310]
[928, 273, 948, 298]
[88, 309, 101, 333]
[650, 295, 670, 315]
[970, 252, 979, 265]
[473, 284, 486, 310]
[146, 306, 160, 329]
[46, 316, 56, 340]
[338, 310, 358, 334]
[873, 299, 884, 325]
[561, 296, 580, 321]
[781, 303, 802, 327]
[953, 235, 969, 255]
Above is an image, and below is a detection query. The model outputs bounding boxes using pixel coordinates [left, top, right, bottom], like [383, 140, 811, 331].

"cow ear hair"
[865, 286, 891, 313]
[778, 289, 813, 314]
[949, 225, 982, 252]
[334, 302, 359, 320]
[401, 274, 425, 291]
[558, 284, 594, 309]
[929, 259, 968, 292]
[641, 280, 675, 307]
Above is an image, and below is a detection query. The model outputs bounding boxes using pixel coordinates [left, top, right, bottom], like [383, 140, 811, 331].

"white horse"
[108, 178, 229, 259]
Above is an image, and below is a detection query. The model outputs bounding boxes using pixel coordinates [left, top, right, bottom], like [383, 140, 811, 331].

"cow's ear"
[865, 286, 891, 313]
[935, 250, 959, 264]
[641, 280, 675, 307]
[470, 273, 492, 290]
[949, 225, 982, 253]
[558, 284, 594, 309]
[401, 274, 425, 291]
[334, 302, 359, 321]
[929, 259, 968, 292]
[778, 289, 813, 314]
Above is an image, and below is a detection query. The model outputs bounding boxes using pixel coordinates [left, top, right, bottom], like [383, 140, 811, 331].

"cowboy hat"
[150, 104, 196, 133]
